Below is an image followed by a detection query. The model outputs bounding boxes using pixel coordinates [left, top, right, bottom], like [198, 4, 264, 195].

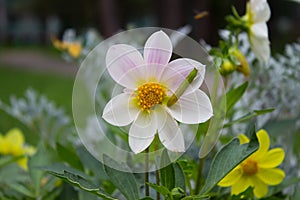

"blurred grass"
[0, 45, 61, 57]
[0, 64, 74, 132]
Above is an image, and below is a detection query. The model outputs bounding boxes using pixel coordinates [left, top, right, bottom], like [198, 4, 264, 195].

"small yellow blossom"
[52, 36, 82, 58]
[218, 130, 285, 198]
[67, 43, 82, 58]
[0, 128, 36, 170]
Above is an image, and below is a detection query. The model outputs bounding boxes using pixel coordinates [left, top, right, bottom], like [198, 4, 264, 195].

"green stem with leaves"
[194, 158, 205, 194]
[145, 147, 149, 196]
[155, 136, 161, 200]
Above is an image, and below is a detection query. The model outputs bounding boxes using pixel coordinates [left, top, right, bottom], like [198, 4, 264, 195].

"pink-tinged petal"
[250, 0, 271, 22]
[102, 93, 139, 126]
[160, 58, 205, 93]
[167, 90, 213, 124]
[143, 63, 166, 83]
[129, 111, 157, 154]
[156, 108, 185, 152]
[144, 31, 172, 65]
[106, 44, 145, 89]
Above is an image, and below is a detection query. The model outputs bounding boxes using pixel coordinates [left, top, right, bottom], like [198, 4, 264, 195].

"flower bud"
[219, 59, 236, 76]
[171, 187, 185, 200]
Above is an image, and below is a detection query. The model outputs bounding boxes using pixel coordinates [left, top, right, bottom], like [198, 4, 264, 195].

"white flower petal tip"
[106, 44, 145, 88]
[247, 0, 271, 63]
[167, 90, 213, 124]
[102, 93, 139, 126]
[158, 112, 185, 152]
[128, 112, 158, 154]
[250, 0, 271, 22]
[129, 135, 155, 154]
[163, 58, 206, 93]
[144, 31, 173, 65]
[160, 129, 185, 153]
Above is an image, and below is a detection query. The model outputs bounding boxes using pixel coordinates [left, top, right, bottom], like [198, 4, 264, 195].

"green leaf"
[181, 194, 209, 200]
[263, 118, 298, 136]
[0, 164, 28, 184]
[0, 155, 24, 168]
[39, 176, 62, 198]
[42, 187, 63, 200]
[8, 182, 35, 198]
[76, 146, 107, 180]
[200, 132, 259, 195]
[160, 149, 175, 190]
[173, 162, 186, 191]
[56, 143, 83, 170]
[199, 73, 226, 158]
[195, 119, 210, 144]
[28, 142, 50, 197]
[43, 164, 116, 200]
[224, 108, 275, 128]
[226, 81, 248, 113]
[147, 182, 170, 196]
[269, 177, 300, 196]
[139, 197, 154, 200]
[103, 155, 139, 200]
[171, 187, 185, 199]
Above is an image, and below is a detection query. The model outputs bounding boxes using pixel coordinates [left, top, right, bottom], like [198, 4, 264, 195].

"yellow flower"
[67, 43, 82, 58]
[218, 130, 285, 198]
[52, 36, 82, 58]
[0, 128, 36, 170]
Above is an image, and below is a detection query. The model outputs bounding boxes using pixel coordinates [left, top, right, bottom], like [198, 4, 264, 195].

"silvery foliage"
[0, 89, 75, 146]
[218, 30, 300, 131]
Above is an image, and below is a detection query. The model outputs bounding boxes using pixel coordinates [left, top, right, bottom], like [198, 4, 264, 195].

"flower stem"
[155, 169, 160, 200]
[155, 136, 160, 200]
[194, 158, 205, 194]
[145, 147, 149, 197]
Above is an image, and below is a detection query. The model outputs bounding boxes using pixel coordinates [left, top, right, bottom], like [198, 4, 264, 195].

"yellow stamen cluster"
[136, 83, 166, 111]
[241, 159, 258, 176]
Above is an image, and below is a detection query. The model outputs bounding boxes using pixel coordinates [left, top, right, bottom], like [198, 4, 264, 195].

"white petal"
[250, 0, 271, 22]
[157, 109, 185, 152]
[250, 31, 270, 63]
[143, 63, 166, 83]
[102, 93, 139, 126]
[106, 44, 145, 89]
[251, 22, 269, 39]
[144, 31, 172, 65]
[167, 90, 213, 124]
[129, 111, 157, 154]
[161, 58, 205, 93]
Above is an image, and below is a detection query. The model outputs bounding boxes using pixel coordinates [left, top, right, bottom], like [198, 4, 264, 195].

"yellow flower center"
[136, 83, 166, 111]
[241, 159, 258, 176]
